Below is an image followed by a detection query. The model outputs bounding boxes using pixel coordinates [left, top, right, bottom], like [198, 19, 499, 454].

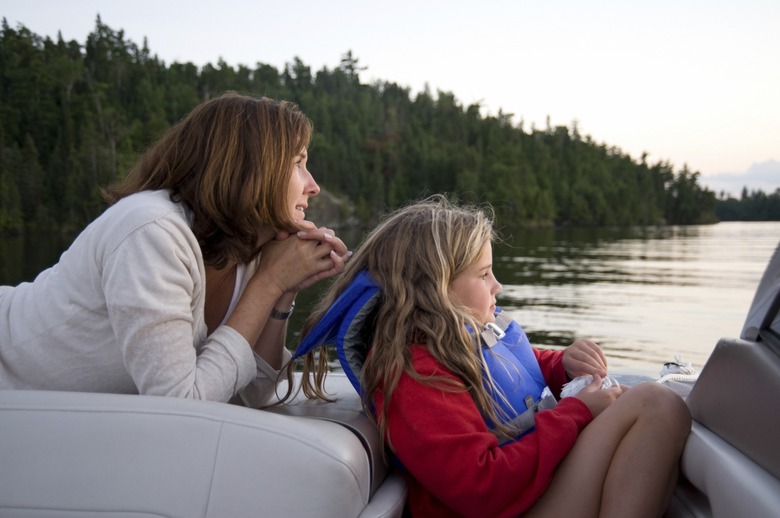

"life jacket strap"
[493, 388, 557, 445]
[481, 312, 513, 347]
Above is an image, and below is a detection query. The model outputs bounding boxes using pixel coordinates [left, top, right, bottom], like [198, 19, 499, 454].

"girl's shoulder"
[409, 344, 435, 364]
[408, 345, 459, 380]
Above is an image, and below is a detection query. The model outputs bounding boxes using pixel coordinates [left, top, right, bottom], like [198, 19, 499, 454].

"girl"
[0, 93, 350, 407]
[293, 195, 691, 517]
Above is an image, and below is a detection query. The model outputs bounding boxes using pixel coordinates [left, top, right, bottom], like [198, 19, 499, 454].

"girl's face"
[449, 241, 502, 324]
[287, 148, 320, 225]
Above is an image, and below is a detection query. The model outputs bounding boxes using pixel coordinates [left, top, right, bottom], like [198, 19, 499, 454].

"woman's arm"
[231, 228, 349, 406]
[104, 221, 257, 401]
[228, 227, 349, 365]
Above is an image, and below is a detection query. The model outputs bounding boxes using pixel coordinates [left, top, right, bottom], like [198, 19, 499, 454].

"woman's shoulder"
[76, 190, 197, 260]
[110, 190, 183, 219]
[96, 190, 188, 233]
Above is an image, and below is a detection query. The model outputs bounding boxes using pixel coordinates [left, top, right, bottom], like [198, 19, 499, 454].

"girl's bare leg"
[526, 382, 691, 518]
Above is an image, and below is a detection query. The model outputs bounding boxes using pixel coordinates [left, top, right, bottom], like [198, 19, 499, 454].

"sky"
[3, 0, 779, 195]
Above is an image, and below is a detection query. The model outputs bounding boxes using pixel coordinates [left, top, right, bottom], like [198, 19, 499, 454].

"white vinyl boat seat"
[265, 373, 390, 497]
[0, 373, 406, 518]
[670, 273, 780, 518]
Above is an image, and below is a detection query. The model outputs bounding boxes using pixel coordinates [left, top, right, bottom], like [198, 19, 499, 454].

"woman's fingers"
[297, 227, 350, 258]
[259, 230, 350, 293]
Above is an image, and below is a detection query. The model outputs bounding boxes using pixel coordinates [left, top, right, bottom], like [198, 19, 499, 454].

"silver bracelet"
[270, 300, 295, 320]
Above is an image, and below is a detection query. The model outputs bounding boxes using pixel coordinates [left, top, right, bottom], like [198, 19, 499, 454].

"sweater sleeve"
[534, 347, 570, 396]
[379, 347, 592, 518]
[236, 347, 293, 407]
[102, 220, 256, 401]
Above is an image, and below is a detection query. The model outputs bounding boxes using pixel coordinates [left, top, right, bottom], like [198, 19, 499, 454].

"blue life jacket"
[293, 270, 556, 442]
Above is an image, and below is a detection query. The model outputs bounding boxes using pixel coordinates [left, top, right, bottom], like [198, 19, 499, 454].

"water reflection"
[494, 222, 779, 375]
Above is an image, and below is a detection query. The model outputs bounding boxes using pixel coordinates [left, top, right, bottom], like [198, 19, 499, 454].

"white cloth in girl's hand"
[560, 374, 619, 398]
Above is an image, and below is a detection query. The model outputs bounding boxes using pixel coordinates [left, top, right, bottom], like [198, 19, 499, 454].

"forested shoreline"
[2, 17, 770, 235]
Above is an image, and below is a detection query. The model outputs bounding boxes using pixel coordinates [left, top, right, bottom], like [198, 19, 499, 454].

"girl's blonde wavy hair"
[293, 195, 510, 452]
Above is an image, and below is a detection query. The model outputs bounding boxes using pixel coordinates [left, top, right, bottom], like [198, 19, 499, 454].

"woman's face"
[449, 241, 502, 324]
[287, 148, 320, 225]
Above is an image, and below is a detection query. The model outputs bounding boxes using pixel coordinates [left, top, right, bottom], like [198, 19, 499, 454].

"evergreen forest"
[2, 17, 767, 236]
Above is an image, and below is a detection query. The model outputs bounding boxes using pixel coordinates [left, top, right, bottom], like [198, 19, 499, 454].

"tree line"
[716, 188, 780, 221]
[1, 17, 730, 235]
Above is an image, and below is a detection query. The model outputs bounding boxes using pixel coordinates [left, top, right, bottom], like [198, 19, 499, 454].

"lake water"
[489, 221, 780, 376]
[2, 221, 778, 377]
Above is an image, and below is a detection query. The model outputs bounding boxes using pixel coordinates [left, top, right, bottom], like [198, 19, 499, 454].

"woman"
[0, 92, 350, 407]
[294, 196, 691, 517]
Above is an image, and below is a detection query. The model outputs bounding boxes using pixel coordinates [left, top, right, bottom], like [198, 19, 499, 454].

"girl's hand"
[574, 375, 624, 418]
[562, 339, 609, 379]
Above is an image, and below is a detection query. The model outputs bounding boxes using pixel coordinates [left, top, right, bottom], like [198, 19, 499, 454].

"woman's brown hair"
[102, 92, 312, 268]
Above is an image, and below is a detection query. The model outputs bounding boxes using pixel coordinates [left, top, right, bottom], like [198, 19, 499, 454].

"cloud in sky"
[3, 0, 779, 194]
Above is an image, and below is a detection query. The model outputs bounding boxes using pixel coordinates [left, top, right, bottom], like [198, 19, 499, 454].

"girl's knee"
[630, 382, 692, 430]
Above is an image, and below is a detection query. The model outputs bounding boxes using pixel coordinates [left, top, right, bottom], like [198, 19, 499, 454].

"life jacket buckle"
[484, 322, 506, 340]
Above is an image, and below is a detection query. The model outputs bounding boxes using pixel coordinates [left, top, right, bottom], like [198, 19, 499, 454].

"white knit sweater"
[0, 190, 289, 406]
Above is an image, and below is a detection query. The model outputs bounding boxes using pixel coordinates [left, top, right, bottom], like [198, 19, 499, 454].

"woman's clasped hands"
[260, 225, 352, 296]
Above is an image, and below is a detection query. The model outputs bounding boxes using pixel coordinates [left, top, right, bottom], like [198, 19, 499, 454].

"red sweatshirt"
[375, 345, 593, 517]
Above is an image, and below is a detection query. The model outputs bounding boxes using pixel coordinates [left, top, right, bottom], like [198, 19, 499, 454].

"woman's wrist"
[270, 300, 295, 320]
[269, 291, 297, 320]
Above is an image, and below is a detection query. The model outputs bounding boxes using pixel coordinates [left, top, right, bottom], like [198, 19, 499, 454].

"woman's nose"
[306, 170, 320, 196]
